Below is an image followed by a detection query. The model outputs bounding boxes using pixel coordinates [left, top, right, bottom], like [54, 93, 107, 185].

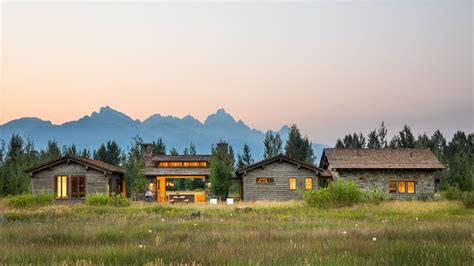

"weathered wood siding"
[242, 161, 318, 201]
[31, 161, 120, 196]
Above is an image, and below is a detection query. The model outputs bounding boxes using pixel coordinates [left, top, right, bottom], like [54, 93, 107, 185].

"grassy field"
[0, 199, 472, 265]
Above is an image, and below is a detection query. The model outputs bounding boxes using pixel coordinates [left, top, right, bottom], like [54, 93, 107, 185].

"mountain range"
[0, 106, 328, 161]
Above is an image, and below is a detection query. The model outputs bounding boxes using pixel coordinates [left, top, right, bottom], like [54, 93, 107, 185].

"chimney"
[216, 142, 229, 153]
[141, 143, 153, 156]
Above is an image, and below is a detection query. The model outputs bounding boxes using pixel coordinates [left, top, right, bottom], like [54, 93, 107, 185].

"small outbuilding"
[25, 155, 125, 200]
[234, 154, 330, 201]
[319, 148, 445, 199]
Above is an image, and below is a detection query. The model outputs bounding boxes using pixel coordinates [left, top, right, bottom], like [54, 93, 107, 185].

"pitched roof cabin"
[320, 148, 445, 198]
[141, 144, 212, 203]
[25, 155, 125, 200]
[234, 154, 330, 201]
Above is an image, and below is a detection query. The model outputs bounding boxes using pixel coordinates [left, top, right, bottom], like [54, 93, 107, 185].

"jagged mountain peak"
[204, 108, 236, 125]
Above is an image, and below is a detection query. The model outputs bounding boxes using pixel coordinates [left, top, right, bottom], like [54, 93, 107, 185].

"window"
[389, 181, 397, 193]
[256, 177, 274, 184]
[398, 181, 406, 193]
[71, 176, 86, 199]
[159, 161, 208, 167]
[305, 178, 313, 190]
[407, 181, 415, 194]
[289, 177, 297, 190]
[148, 181, 155, 191]
[55, 175, 68, 199]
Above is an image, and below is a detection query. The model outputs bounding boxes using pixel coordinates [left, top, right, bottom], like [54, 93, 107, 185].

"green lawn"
[0, 199, 471, 265]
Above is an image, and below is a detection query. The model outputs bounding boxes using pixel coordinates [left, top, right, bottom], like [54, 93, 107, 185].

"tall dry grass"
[0, 199, 471, 265]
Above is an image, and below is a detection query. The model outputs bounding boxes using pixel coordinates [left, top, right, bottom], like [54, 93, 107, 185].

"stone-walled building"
[319, 148, 445, 199]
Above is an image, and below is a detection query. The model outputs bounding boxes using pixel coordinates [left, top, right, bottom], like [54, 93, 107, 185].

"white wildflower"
[148, 230, 152, 233]
[372, 237, 377, 241]
[161, 218, 165, 222]
[139, 245, 143, 248]
[343, 231, 347, 235]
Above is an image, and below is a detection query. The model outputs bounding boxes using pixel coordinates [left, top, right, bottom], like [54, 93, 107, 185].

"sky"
[1, 1, 472, 145]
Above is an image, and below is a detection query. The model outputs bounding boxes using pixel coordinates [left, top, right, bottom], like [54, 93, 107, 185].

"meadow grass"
[0, 198, 471, 265]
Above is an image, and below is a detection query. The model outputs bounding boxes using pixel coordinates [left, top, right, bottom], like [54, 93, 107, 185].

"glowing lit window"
[256, 178, 274, 184]
[159, 161, 207, 167]
[55, 175, 68, 199]
[407, 181, 415, 194]
[148, 182, 155, 191]
[398, 181, 406, 193]
[305, 178, 313, 190]
[289, 177, 297, 190]
[389, 181, 396, 193]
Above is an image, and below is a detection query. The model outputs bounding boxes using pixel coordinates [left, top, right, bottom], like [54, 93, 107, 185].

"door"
[71, 176, 86, 199]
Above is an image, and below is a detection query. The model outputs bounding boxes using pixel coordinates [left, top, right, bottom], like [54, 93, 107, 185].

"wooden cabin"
[234, 154, 331, 201]
[25, 155, 125, 200]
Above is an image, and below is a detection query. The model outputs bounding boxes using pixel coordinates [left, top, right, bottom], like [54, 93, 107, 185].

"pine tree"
[430, 130, 446, 159]
[343, 134, 354, 148]
[5, 134, 25, 194]
[183, 147, 190, 155]
[80, 149, 91, 159]
[209, 141, 233, 200]
[237, 144, 254, 168]
[93, 141, 122, 166]
[284, 124, 315, 163]
[124, 135, 146, 197]
[335, 138, 345, 148]
[377, 121, 388, 148]
[40, 140, 61, 162]
[367, 130, 381, 148]
[169, 148, 178, 156]
[263, 131, 275, 159]
[273, 134, 283, 155]
[263, 131, 283, 158]
[189, 142, 197, 155]
[152, 138, 166, 155]
[0, 140, 5, 195]
[396, 125, 416, 148]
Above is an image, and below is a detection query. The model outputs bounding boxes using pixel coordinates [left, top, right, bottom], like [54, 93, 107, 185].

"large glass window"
[389, 181, 397, 193]
[407, 181, 415, 194]
[71, 176, 86, 199]
[398, 181, 406, 193]
[388, 180, 416, 194]
[55, 175, 68, 199]
[305, 178, 313, 190]
[289, 177, 297, 190]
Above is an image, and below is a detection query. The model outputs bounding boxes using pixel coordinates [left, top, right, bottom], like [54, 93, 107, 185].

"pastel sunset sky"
[1, 1, 472, 144]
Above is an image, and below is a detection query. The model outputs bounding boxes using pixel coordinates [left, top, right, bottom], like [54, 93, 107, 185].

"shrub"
[85, 194, 130, 207]
[461, 191, 474, 208]
[304, 181, 364, 208]
[442, 185, 462, 200]
[364, 187, 389, 205]
[8, 193, 54, 208]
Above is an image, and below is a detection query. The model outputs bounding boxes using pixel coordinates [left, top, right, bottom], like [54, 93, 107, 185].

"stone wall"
[333, 168, 436, 199]
[243, 161, 318, 201]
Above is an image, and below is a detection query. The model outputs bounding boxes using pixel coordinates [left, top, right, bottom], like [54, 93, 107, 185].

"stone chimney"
[216, 142, 229, 154]
[141, 143, 154, 156]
